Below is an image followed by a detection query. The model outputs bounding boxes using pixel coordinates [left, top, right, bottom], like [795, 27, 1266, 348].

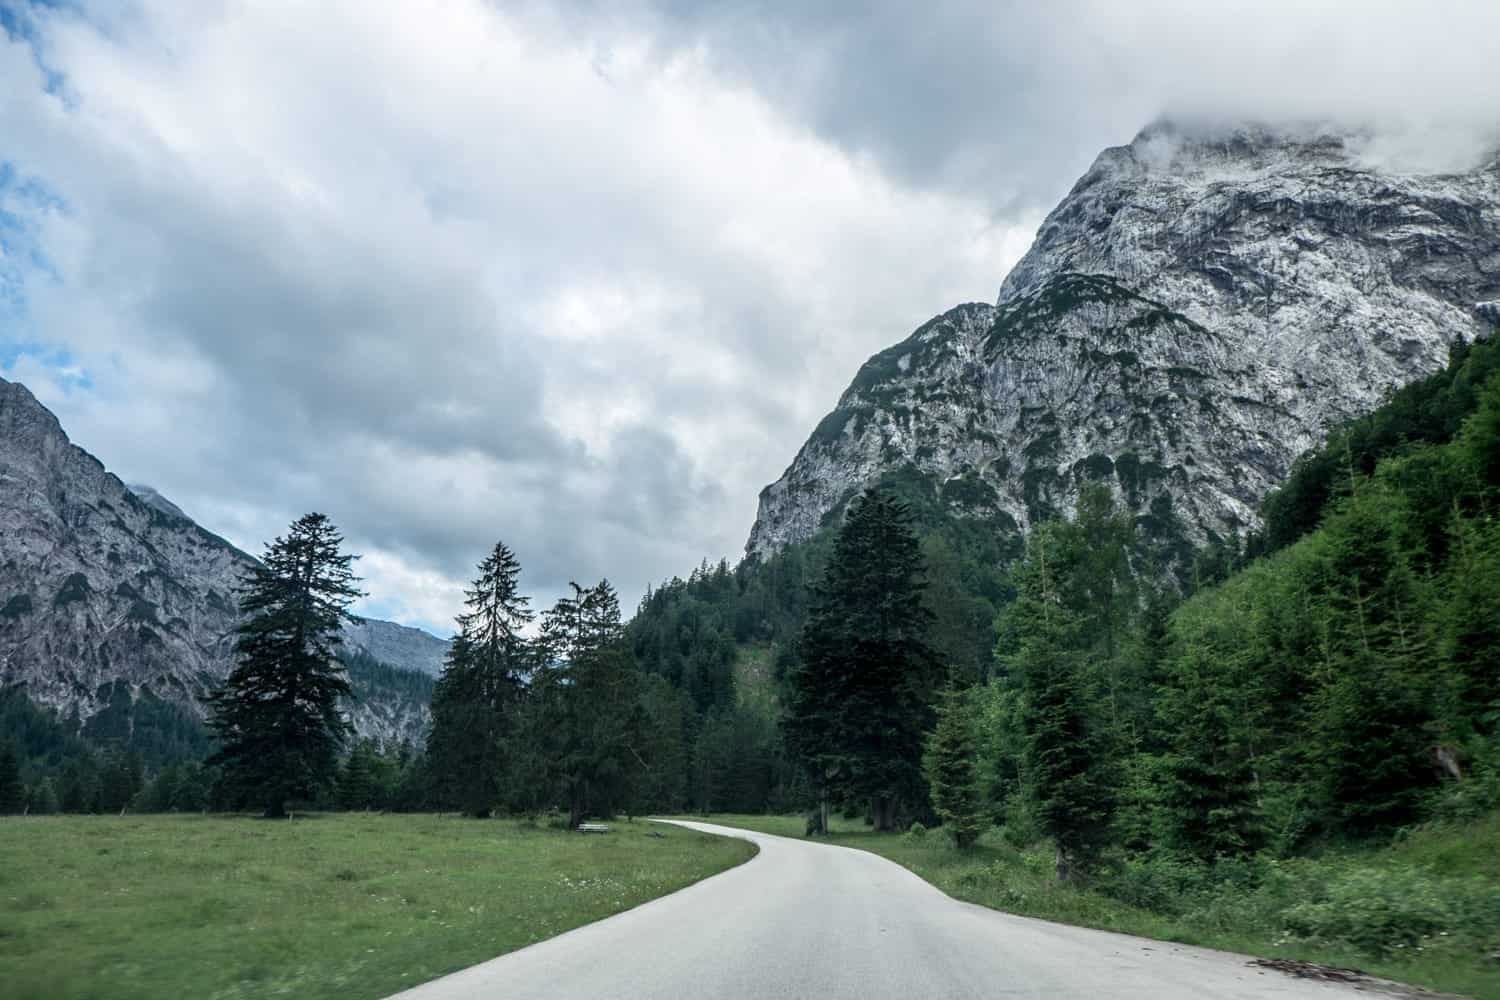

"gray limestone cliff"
[0, 377, 444, 744]
[747, 122, 1500, 558]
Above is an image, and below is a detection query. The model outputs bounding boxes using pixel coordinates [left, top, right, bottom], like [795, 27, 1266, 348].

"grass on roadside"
[685, 812, 1500, 999]
[0, 813, 754, 1000]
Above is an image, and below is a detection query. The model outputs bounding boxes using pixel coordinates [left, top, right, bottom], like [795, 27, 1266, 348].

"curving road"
[389, 820, 1406, 999]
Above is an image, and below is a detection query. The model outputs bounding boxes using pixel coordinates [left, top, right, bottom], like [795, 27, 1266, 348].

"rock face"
[0, 376, 443, 744]
[343, 617, 450, 677]
[747, 122, 1500, 558]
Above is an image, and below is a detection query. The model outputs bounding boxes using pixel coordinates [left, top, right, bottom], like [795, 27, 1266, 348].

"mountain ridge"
[0, 375, 446, 745]
[747, 121, 1500, 560]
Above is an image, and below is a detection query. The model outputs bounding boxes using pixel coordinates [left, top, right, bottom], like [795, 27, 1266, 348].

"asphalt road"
[388, 820, 1407, 1000]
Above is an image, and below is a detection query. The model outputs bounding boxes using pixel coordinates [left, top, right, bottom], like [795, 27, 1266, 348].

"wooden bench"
[577, 823, 611, 834]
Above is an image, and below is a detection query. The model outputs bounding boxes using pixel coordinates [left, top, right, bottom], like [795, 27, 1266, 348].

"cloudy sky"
[3, 1, 1498, 634]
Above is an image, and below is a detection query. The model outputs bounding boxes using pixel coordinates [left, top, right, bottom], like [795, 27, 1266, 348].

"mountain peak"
[748, 120, 1500, 562]
[127, 484, 191, 523]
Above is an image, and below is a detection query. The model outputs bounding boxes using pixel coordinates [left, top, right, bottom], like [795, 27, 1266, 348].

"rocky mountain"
[748, 121, 1500, 559]
[0, 375, 445, 745]
[342, 617, 450, 677]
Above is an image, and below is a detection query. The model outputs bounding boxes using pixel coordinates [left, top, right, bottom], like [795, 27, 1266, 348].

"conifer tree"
[1156, 639, 1264, 859]
[207, 513, 362, 818]
[534, 580, 641, 827]
[998, 525, 1117, 880]
[28, 776, 59, 815]
[60, 754, 99, 813]
[0, 740, 22, 814]
[427, 541, 533, 817]
[99, 748, 144, 814]
[786, 488, 938, 831]
[339, 739, 378, 810]
[924, 684, 984, 848]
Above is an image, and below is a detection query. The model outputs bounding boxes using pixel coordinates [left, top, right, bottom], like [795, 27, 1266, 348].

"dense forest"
[3, 333, 1496, 864]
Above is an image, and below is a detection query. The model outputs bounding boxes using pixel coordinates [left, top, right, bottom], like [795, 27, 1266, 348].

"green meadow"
[0, 813, 753, 1000]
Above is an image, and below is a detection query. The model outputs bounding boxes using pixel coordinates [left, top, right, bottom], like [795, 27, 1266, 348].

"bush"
[903, 821, 928, 844]
[1099, 854, 1211, 915]
[1429, 738, 1500, 823]
[1284, 865, 1500, 957]
[999, 796, 1043, 849]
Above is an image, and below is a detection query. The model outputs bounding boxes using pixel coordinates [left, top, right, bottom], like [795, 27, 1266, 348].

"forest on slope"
[626, 330, 1500, 851]
[3, 331, 1496, 847]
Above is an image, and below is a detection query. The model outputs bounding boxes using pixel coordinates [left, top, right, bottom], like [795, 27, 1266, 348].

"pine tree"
[99, 749, 144, 814]
[28, 776, 59, 815]
[427, 541, 533, 818]
[924, 684, 984, 848]
[636, 675, 691, 813]
[785, 488, 938, 831]
[207, 513, 362, 818]
[998, 525, 1117, 880]
[339, 740, 378, 810]
[0, 740, 22, 814]
[1156, 639, 1264, 859]
[60, 754, 100, 813]
[536, 580, 641, 827]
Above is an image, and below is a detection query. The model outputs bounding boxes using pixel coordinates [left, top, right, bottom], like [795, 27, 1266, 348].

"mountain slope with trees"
[750, 123, 1500, 566]
[0, 374, 444, 748]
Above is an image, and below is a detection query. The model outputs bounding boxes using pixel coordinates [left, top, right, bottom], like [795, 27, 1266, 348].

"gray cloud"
[2, 1, 1496, 631]
[550, 0, 1500, 202]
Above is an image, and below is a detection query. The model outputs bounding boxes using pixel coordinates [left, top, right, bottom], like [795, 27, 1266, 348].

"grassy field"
[0, 813, 754, 1000]
[688, 812, 1500, 999]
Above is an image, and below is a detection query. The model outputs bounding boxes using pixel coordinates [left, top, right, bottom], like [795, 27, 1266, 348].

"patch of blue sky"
[1, 159, 66, 316]
[0, 341, 93, 390]
[0, 0, 81, 96]
[0, 159, 87, 391]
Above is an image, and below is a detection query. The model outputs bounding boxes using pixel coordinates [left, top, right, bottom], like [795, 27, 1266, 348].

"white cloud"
[0, 0, 1022, 631]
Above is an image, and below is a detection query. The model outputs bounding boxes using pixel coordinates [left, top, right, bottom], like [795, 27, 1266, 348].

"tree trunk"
[1054, 844, 1076, 883]
[871, 794, 896, 832]
[568, 783, 585, 829]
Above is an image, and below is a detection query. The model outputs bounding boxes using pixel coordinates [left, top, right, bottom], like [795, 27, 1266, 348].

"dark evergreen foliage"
[1261, 334, 1500, 553]
[786, 488, 939, 831]
[207, 513, 362, 817]
[527, 581, 644, 826]
[427, 541, 533, 817]
[923, 685, 983, 848]
[0, 740, 23, 814]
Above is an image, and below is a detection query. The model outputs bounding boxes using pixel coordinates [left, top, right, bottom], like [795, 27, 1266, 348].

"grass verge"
[684, 812, 1500, 999]
[0, 813, 754, 1000]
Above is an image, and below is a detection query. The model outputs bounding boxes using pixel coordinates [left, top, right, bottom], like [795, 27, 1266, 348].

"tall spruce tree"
[0, 740, 22, 814]
[535, 580, 641, 827]
[785, 488, 938, 831]
[338, 739, 379, 811]
[1156, 638, 1264, 859]
[427, 541, 533, 817]
[207, 513, 362, 818]
[998, 524, 1117, 880]
[924, 684, 984, 848]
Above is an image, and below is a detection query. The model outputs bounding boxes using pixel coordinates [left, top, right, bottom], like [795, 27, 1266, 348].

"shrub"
[999, 796, 1043, 849]
[1283, 865, 1500, 957]
[1099, 854, 1211, 915]
[903, 821, 928, 844]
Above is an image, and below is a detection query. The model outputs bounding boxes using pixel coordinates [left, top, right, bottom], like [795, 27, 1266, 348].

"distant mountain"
[749, 121, 1500, 559]
[343, 616, 450, 677]
[0, 376, 446, 744]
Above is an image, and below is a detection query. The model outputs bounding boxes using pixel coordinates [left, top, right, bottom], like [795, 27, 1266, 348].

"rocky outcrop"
[748, 121, 1500, 558]
[0, 376, 442, 744]
[343, 617, 449, 677]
